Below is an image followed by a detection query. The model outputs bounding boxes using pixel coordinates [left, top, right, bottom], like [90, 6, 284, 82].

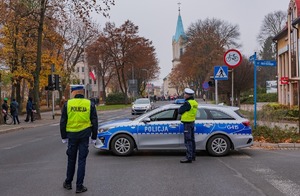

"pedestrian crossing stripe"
[215, 67, 227, 78]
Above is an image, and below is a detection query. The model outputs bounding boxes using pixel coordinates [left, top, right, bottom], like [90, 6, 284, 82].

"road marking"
[251, 167, 300, 196]
[218, 158, 266, 196]
[3, 144, 22, 149]
[50, 123, 59, 126]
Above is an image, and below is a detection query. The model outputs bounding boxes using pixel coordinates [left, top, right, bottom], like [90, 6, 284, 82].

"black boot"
[180, 158, 192, 163]
[76, 185, 87, 193]
[63, 181, 72, 190]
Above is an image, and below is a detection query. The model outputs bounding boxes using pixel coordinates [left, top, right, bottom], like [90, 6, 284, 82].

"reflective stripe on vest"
[66, 99, 92, 132]
[181, 99, 198, 122]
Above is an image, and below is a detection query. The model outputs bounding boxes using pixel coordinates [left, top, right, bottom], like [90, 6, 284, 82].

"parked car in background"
[131, 98, 153, 115]
[95, 103, 252, 156]
[174, 98, 185, 104]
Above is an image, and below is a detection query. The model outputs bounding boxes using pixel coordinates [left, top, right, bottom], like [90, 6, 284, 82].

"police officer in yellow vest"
[178, 88, 198, 163]
[60, 86, 98, 193]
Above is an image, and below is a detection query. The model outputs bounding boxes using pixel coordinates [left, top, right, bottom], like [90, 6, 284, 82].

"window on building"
[82, 79, 85, 84]
[77, 67, 79, 73]
[89, 79, 92, 84]
[82, 67, 84, 72]
[94, 80, 96, 85]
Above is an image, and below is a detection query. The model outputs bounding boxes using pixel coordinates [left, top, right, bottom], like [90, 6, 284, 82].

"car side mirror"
[142, 117, 151, 123]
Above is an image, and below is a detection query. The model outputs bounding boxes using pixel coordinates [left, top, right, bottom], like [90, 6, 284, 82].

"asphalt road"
[0, 101, 300, 196]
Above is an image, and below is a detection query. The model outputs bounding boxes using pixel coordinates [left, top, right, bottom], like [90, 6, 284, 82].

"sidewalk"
[0, 111, 61, 134]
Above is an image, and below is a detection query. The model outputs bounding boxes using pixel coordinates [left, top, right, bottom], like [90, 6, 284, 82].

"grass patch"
[96, 104, 131, 111]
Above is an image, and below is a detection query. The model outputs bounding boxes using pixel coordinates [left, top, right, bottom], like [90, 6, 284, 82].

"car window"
[196, 108, 208, 120]
[209, 109, 235, 120]
[150, 109, 177, 121]
[135, 99, 150, 104]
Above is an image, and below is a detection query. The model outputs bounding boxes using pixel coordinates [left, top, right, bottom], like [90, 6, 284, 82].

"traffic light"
[54, 74, 61, 91]
[208, 80, 215, 87]
[47, 74, 54, 90]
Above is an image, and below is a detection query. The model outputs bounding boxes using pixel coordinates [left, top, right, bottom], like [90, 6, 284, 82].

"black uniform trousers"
[65, 137, 89, 187]
[183, 122, 196, 160]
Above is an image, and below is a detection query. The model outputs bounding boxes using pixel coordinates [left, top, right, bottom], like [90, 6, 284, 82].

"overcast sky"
[96, 0, 290, 85]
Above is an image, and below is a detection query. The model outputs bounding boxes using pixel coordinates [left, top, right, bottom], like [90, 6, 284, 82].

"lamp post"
[141, 69, 149, 97]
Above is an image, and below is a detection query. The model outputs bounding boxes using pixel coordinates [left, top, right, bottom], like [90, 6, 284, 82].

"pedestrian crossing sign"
[214, 66, 228, 80]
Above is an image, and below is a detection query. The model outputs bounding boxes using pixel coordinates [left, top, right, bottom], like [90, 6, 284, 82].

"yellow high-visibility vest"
[181, 99, 198, 122]
[66, 99, 92, 132]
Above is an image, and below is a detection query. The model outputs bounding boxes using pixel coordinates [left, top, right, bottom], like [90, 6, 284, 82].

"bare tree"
[257, 10, 286, 88]
[257, 10, 287, 45]
[170, 18, 240, 96]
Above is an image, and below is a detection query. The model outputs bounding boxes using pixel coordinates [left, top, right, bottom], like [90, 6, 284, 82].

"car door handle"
[169, 124, 179, 128]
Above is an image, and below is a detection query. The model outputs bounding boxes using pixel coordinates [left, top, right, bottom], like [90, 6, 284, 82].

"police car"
[95, 103, 252, 156]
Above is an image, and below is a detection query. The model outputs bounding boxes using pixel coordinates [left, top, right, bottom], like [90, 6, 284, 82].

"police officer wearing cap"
[60, 86, 98, 193]
[178, 88, 198, 163]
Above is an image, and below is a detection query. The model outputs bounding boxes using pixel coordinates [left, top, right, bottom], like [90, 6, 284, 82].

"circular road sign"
[202, 81, 209, 90]
[224, 49, 242, 68]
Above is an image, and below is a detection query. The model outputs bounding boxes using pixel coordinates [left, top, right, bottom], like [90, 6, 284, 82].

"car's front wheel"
[111, 134, 134, 156]
[207, 135, 230, 156]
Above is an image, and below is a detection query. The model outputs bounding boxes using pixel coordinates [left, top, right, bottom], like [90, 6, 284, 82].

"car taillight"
[242, 121, 250, 127]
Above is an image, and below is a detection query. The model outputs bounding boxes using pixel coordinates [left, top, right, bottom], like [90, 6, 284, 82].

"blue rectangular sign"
[214, 66, 228, 80]
[255, 60, 277, 66]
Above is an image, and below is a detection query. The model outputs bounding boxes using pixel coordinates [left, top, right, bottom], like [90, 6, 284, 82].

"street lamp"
[141, 69, 149, 97]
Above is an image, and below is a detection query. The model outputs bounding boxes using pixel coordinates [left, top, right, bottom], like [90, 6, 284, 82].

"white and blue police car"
[95, 103, 253, 156]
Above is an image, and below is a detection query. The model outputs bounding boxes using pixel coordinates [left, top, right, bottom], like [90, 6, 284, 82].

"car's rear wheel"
[207, 135, 230, 156]
[111, 134, 134, 156]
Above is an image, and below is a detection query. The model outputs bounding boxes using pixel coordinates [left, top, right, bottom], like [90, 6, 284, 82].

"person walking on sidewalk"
[1, 98, 9, 123]
[60, 85, 98, 194]
[10, 98, 20, 124]
[25, 97, 33, 122]
[178, 88, 198, 163]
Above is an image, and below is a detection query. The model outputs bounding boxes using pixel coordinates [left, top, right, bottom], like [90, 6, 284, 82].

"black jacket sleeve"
[178, 101, 191, 115]
[90, 102, 98, 140]
[60, 102, 68, 139]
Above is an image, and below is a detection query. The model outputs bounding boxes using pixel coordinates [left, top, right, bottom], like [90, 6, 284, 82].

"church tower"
[163, 3, 187, 98]
[172, 3, 187, 68]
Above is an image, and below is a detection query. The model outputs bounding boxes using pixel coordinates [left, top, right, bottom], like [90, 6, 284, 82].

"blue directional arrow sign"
[255, 60, 277, 66]
[214, 66, 228, 80]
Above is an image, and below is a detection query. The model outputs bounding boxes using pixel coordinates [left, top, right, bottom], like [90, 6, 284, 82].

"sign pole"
[231, 69, 234, 106]
[51, 64, 55, 120]
[253, 53, 257, 128]
[215, 80, 218, 104]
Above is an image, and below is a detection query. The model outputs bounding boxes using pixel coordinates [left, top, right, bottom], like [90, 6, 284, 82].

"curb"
[253, 142, 300, 149]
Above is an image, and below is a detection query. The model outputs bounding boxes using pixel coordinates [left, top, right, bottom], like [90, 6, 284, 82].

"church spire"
[173, 2, 187, 42]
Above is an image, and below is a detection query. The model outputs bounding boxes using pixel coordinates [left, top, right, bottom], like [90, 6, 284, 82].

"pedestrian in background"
[1, 98, 9, 123]
[10, 98, 20, 124]
[60, 86, 98, 194]
[203, 94, 206, 103]
[178, 88, 198, 163]
[25, 97, 33, 122]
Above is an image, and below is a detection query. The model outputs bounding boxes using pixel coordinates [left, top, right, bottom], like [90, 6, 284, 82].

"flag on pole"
[89, 70, 96, 81]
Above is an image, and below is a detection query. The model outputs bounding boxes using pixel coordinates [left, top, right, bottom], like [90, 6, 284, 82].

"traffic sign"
[202, 81, 209, 90]
[280, 77, 289, 85]
[224, 49, 242, 68]
[214, 66, 228, 80]
[255, 60, 277, 66]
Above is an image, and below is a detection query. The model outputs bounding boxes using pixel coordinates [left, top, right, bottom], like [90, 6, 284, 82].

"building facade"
[274, 0, 300, 106]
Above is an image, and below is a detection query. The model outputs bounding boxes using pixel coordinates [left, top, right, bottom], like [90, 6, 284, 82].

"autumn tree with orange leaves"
[0, 0, 114, 119]
[86, 20, 159, 103]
